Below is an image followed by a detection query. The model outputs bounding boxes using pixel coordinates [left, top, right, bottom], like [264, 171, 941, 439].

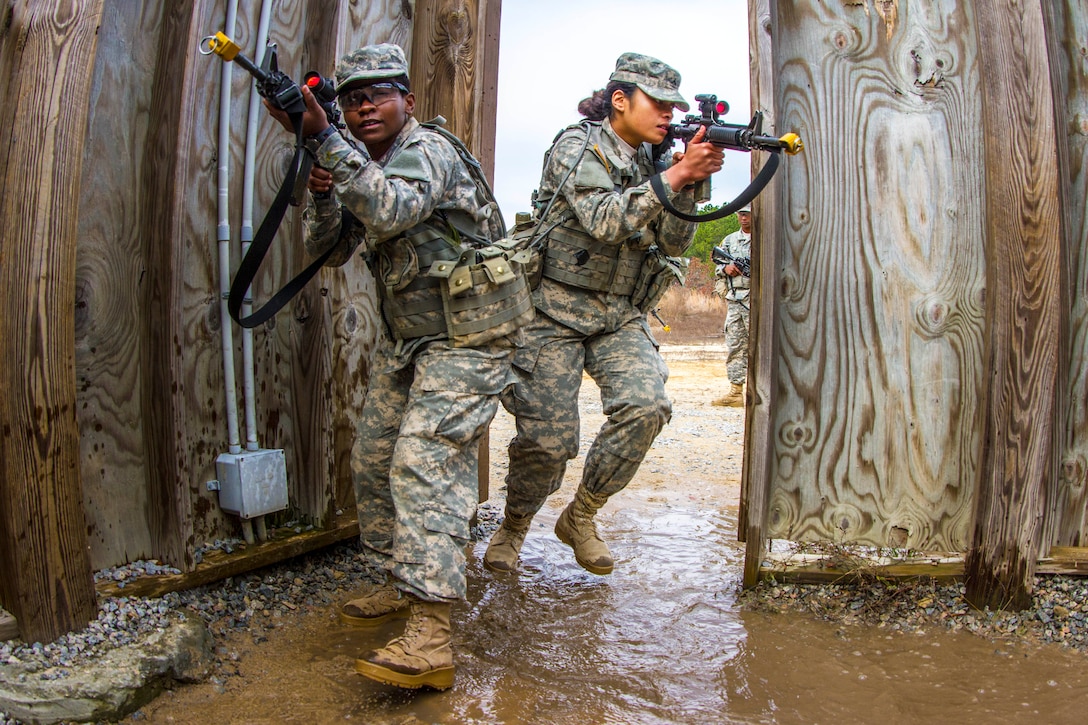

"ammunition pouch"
[427, 240, 535, 347]
[540, 222, 643, 296]
[630, 246, 689, 313]
[372, 221, 535, 346]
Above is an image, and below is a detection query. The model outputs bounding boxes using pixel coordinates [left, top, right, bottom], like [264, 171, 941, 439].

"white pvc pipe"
[217, 0, 242, 455]
[240, 0, 274, 453]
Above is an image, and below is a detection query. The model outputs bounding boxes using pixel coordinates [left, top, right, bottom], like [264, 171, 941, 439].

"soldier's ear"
[403, 92, 415, 116]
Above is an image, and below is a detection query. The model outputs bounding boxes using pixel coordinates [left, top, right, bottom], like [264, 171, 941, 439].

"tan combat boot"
[339, 581, 411, 627]
[483, 511, 534, 573]
[355, 597, 456, 690]
[712, 382, 745, 407]
[554, 487, 613, 575]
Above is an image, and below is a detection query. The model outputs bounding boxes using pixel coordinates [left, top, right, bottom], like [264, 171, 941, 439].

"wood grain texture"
[409, 0, 484, 151]
[0, 0, 104, 642]
[741, 0, 782, 585]
[1042, 2, 1088, 548]
[763, 2, 988, 552]
[964, 0, 1063, 611]
[75, 0, 165, 570]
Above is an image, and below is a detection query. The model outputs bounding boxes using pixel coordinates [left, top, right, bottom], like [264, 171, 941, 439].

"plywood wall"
[757, 2, 990, 552]
[72, 0, 416, 570]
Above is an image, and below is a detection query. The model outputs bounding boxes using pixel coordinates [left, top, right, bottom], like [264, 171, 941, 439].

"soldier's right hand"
[308, 165, 333, 195]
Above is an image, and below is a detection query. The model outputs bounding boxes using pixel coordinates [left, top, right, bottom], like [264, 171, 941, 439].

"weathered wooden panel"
[740, 0, 783, 583]
[763, 2, 987, 551]
[0, 0, 104, 643]
[964, 0, 1062, 611]
[76, 0, 166, 569]
[1043, 2, 1088, 547]
[326, 0, 415, 516]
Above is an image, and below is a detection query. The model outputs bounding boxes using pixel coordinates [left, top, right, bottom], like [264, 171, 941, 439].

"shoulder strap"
[421, 118, 507, 241]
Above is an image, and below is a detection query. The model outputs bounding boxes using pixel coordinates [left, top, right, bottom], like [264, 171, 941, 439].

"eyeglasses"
[338, 83, 408, 111]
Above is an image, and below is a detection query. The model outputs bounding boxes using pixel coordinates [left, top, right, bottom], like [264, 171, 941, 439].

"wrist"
[306, 125, 336, 144]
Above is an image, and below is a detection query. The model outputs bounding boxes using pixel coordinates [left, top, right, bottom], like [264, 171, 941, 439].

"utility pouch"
[427, 244, 535, 348]
[631, 246, 689, 313]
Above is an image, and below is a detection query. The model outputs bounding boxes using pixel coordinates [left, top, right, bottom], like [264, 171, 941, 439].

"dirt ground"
[126, 346, 1088, 724]
[133, 345, 748, 723]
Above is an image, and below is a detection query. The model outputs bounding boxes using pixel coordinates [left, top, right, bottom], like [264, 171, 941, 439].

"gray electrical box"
[213, 449, 289, 519]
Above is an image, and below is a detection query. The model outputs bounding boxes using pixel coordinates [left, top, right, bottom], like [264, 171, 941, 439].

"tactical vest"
[535, 121, 655, 297]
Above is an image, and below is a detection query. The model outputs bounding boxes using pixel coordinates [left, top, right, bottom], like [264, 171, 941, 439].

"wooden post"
[741, 0, 784, 586]
[409, 0, 502, 505]
[0, 0, 104, 643]
[964, 0, 1063, 611]
[1042, 2, 1088, 547]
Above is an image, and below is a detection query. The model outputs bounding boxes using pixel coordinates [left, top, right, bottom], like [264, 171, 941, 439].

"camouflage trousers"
[352, 336, 512, 602]
[724, 299, 750, 385]
[501, 311, 671, 519]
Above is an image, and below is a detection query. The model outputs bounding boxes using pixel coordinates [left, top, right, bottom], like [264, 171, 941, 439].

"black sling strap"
[650, 150, 781, 223]
[227, 111, 336, 328]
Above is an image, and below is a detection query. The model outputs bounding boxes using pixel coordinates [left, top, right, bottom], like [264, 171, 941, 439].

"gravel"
[739, 575, 1088, 650]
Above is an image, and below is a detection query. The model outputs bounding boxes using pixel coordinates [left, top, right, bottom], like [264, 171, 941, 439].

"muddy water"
[139, 356, 1088, 724]
[316, 494, 1088, 725]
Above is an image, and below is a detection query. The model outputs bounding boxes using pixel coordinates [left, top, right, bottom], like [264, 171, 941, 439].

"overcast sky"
[492, 0, 753, 227]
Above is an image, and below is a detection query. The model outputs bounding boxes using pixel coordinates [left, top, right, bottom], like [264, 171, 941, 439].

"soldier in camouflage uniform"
[266, 44, 512, 691]
[712, 206, 752, 407]
[483, 53, 724, 575]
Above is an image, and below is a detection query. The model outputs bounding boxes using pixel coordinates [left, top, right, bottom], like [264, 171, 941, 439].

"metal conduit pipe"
[215, 0, 243, 460]
[240, 0, 274, 457]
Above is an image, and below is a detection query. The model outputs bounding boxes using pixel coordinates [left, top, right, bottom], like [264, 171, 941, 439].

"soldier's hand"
[264, 86, 331, 138]
[662, 126, 724, 190]
[725, 262, 741, 277]
[308, 166, 333, 195]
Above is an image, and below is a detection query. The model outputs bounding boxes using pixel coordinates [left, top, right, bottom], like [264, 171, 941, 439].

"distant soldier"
[265, 43, 516, 691]
[483, 52, 724, 576]
[712, 205, 752, 407]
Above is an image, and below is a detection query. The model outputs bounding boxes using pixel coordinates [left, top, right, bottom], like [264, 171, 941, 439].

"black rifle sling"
[650, 150, 780, 223]
[228, 111, 333, 328]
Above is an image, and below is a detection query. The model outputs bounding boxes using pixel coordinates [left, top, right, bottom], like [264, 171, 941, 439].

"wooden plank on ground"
[95, 513, 359, 601]
[763, 546, 1088, 584]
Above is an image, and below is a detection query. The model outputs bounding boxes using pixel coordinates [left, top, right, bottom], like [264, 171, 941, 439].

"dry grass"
[648, 280, 727, 344]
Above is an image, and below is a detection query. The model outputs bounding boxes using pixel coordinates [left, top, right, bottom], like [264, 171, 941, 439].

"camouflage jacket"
[532, 117, 697, 333]
[301, 117, 497, 265]
[714, 228, 752, 301]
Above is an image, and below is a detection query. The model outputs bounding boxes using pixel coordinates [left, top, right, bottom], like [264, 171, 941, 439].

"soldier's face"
[738, 212, 752, 232]
[611, 88, 676, 147]
[343, 83, 415, 158]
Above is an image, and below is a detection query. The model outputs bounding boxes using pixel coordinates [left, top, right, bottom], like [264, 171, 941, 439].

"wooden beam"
[0, 0, 105, 643]
[965, 0, 1064, 611]
[96, 513, 359, 601]
[741, 0, 785, 587]
[1041, 2, 1088, 548]
[409, 0, 501, 507]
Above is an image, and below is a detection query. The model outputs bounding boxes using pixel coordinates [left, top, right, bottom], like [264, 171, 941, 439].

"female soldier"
[484, 52, 724, 574]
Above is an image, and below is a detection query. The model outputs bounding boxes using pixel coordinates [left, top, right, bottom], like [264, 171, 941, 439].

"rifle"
[649, 94, 802, 223]
[712, 246, 751, 278]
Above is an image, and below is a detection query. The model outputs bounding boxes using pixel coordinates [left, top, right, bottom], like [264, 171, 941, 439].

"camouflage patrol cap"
[335, 44, 410, 92]
[609, 52, 689, 112]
